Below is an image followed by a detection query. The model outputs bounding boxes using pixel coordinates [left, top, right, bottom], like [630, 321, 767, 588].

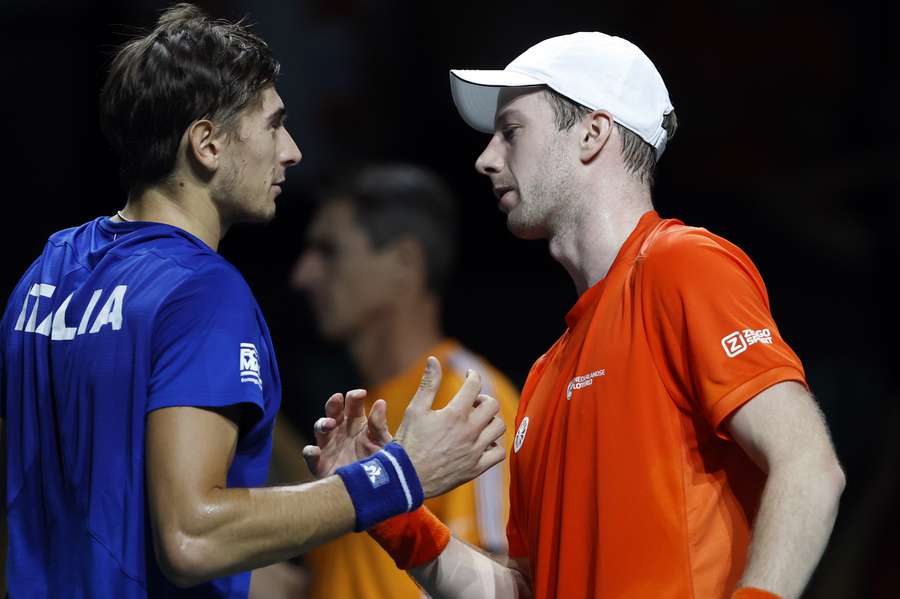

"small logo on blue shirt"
[362, 458, 390, 488]
[240, 343, 262, 390]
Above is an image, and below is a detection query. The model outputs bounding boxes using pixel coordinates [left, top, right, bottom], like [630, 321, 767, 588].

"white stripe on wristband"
[379, 448, 413, 511]
[335, 442, 424, 531]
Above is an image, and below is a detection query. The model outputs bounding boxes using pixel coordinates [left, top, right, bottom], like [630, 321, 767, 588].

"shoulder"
[46, 221, 91, 246]
[158, 259, 256, 317]
[181, 258, 251, 293]
[640, 221, 749, 266]
[636, 221, 761, 287]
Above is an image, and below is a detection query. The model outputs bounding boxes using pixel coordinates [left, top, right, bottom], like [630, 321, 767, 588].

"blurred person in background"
[0, 5, 506, 597]
[263, 163, 518, 599]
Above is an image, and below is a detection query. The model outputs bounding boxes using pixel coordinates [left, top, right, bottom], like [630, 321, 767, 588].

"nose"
[281, 128, 303, 168]
[475, 134, 503, 176]
[290, 252, 320, 292]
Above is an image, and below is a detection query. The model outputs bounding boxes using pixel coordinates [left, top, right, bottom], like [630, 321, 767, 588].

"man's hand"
[395, 357, 506, 498]
[302, 389, 391, 478]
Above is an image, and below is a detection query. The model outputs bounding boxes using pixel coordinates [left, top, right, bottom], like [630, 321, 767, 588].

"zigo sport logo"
[721, 328, 773, 358]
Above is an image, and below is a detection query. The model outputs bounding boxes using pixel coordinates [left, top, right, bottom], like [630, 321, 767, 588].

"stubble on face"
[505, 108, 579, 240]
[211, 88, 285, 225]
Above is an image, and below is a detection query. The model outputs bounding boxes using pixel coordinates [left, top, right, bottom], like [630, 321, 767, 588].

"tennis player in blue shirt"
[0, 5, 506, 597]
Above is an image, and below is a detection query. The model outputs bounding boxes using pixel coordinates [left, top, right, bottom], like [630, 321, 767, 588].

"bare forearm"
[410, 537, 531, 599]
[156, 476, 354, 586]
[738, 459, 845, 598]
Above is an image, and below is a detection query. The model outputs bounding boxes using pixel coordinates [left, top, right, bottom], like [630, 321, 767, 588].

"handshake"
[301, 356, 507, 530]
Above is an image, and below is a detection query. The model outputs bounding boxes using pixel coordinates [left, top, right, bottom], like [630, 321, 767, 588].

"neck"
[348, 294, 443, 388]
[547, 179, 653, 296]
[117, 179, 226, 251]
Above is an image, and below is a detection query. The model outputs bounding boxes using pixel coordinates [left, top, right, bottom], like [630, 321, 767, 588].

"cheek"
[328, 261, 369, 309]
[339, 261, 392, 310]
[506, 149, 527, 184]
[217, 157, 242, 195]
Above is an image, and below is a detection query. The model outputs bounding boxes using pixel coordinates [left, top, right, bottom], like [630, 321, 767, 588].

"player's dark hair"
[99, 3, 280, 191]
[544, 88, 678, 187]
[323, 164, 459, 294]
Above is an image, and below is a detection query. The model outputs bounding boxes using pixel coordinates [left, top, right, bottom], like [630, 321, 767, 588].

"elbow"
[828, 458, 847, 499]
[154, 527, 216, 588]
[806, 454, 846, 509]
[771, 452, 846, 508]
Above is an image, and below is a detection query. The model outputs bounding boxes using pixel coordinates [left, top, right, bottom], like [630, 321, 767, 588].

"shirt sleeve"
[640, 229, 807, 438]
[147, 264, 266, 420]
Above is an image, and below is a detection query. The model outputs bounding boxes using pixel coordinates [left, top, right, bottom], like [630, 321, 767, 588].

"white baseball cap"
[450, 32, 674, 157]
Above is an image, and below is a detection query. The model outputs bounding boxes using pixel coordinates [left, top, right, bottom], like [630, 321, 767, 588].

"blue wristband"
[335, 442, 425, 532]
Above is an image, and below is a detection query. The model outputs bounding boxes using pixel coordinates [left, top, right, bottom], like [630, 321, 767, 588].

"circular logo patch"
[514, 416, 529, 453]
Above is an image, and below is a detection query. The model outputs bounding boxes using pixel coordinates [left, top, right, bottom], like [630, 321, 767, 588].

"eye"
[501, 126, 518, 142]
[271, 115, 288, 131]
[307, 240, 336, 260]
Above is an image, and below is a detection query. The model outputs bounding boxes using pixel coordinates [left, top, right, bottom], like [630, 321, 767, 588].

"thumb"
[408, 356, 442, 412]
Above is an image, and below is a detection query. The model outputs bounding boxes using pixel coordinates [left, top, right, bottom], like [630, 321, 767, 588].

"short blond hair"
[544, 89, 677, 186]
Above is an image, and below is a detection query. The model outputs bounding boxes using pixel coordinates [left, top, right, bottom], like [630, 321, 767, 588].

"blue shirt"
[1, 217, 281, 597]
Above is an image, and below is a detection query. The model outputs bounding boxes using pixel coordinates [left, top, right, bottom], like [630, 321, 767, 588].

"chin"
[239, 202, 278, 224]
[506, 215, 547, 240]
[259, 206, 278, 222]
[318, 320, 350, 343]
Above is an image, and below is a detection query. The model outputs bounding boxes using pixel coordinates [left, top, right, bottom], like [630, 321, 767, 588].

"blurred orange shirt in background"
[305, 339, 519, 599]
[507, 211, 807, 599]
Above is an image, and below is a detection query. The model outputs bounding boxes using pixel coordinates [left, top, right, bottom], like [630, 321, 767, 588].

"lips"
[492, 185, 513, 200]
[493, 186, 517, 212]
[271, 178, 285, 195]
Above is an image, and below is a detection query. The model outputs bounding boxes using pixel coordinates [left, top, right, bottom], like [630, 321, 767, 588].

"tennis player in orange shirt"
[305, 32, 845, 599]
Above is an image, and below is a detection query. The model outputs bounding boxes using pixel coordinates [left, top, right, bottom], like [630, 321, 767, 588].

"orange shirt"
[306, 339, 519, 599]
[507, 211, 807, 599]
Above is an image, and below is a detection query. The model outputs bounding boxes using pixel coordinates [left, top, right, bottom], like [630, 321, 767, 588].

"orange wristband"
[367, 506, 451, 570]
[732, 588, 781, 599]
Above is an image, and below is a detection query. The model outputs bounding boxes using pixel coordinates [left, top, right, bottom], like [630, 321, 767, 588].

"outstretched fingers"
[324, 392, 344, 421]
[344, 388, 367, 421]
[314, 393, 344, 447]
[366, 399, 392, 446]
[302, 444, 322, 475]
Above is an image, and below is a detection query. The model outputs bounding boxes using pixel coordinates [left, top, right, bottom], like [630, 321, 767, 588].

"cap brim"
[450, 69, 545, 133]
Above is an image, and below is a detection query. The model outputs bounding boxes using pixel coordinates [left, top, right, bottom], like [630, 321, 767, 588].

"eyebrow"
[495, 108, 525, 128]
[267, 107, 287, 127]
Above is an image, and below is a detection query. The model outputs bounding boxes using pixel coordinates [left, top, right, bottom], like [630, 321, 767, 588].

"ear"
[579, 110, 614, 163]
[185, 119, 227, 173]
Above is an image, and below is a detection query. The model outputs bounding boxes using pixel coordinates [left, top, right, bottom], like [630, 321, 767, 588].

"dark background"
[2, 1, 898, 595]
